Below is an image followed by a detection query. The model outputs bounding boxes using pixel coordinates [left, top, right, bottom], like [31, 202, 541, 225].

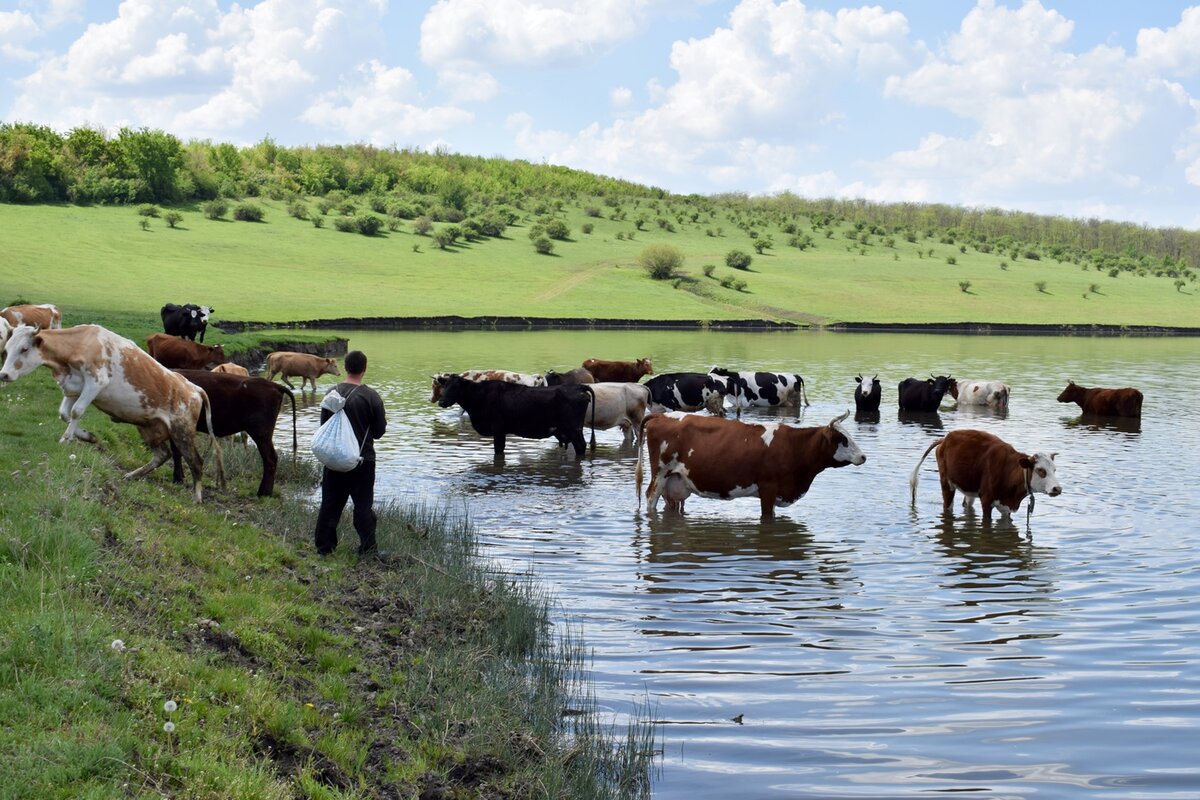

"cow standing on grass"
[0, 324, 222, 503]
[1, 303, 62, 352]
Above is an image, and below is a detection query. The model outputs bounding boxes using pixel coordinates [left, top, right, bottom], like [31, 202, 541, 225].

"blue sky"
[3, 1, 1199, 228]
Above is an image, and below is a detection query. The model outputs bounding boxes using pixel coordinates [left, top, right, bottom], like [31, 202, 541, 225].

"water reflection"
[448, 449, 587, 493]
[853, 410, 881, 425]
[953, 404, 1010, 421]
[1062, 414, 1142, 435]
[897, 409, 944, 431]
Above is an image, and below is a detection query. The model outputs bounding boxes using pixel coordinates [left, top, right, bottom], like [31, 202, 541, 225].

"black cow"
[854, 374, 882, 412]
[171, 370, 296, 496]
[898, 375, 954, 412]
[436, 375, 595, 457]
[161, 303, 214, 342]
[644, 372, 724, 414]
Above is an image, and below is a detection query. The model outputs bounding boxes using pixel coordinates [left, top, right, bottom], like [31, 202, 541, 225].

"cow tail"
[635, 414, 653, 510]
[201, 388, 226, 491]
[636, 384, 652, 453]
[909, 437, 944, 505]
[799, 375, 810, 407]
[586, 385, 597, 452]
[280, 384, 297, 457]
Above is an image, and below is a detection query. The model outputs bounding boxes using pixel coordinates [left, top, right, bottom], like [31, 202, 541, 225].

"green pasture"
[4, 200, 1195, 327]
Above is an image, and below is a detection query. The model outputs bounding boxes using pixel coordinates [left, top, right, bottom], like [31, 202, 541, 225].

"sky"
[2, 0, 1199, 229]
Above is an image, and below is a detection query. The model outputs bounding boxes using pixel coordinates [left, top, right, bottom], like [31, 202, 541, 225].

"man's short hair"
[345, 350, 367, 375]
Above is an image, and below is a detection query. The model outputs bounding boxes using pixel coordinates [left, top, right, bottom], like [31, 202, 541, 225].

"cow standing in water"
[636, 411, 866, 520]
[265, 352, 340, 393]
[582, 357, 653, 383]
[1057, 381, 1143, 417]
[0, 324, 221, 503]
[854, 374, 882, 412]
[910, 429, 1061, 524]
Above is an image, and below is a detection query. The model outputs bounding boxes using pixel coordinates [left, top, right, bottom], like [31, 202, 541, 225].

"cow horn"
[828, 410, 850, 426]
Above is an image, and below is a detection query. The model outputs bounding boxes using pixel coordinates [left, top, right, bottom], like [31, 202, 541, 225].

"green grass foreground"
[0, 371, 656, 798]
[4, 200, 1196, 328]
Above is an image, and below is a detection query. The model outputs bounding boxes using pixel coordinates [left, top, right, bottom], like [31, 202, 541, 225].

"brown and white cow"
[429, 369, 547, 403]
[147, 333, 227, 370]
[949, 379, 1010, 409]
[635, 410, 866, 519]
[0, 324, 222, 503]
[582, 357, 653, 383]
[1, 303, 62, 352]
[211, 362, 250, 377]
[264, 352, 340, 392]
[582, 382, 652, 449]
[910, 429, 1061, 524]
[1057, 381, 1143, 418]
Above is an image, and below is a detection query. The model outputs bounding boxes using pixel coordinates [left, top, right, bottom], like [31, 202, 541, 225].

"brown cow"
[211, 362, 250, 377]
[264, 352, 339, 392]
[147, 333, 227, 370]
[910, 429, 1061, 524]
[544, 367, 595, 385]
[1, 303, 62, 330]
[0, 324, 221, 503]
[582, 357, 653, 383]
[1057, 381, 1143, 417]
[174, 370, 296, 497]
[635, 410, 866, 519]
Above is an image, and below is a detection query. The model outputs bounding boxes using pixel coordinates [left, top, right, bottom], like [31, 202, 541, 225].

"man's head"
[345, 350, 367, 376]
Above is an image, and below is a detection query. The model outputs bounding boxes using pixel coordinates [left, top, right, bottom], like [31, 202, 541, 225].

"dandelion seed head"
[110, 639, 126, 652]
[163, 721, 175, 733]
[163, 700, 177, 713]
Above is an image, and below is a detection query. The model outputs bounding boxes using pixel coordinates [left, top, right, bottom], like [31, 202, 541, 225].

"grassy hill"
[4, 198, 1196, 329]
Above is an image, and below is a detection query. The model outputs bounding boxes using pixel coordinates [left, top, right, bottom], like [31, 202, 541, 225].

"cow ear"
[1049, 452, 1057, 461]
[1018, 455, 1034, 468]
[190, 310, 197, 318]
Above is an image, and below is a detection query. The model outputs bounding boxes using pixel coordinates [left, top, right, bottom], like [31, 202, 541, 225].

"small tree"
[702, 264, 716, 278]
[946, 256, 957, 265]
[725, 250, 752, 270]
[287, 200, 308, 219]
[581, 222, 594, 235]
[139, 219, 150, 231]
[639, 244, 685, 280]
[137, 204, 160, 218]
[233, 202, 265, 222]
[959, 280, 971, 293]
[311, 215, 325, 229]
[544, 219, 570, 240]
[534, 237, 554, 255]
[1175, 278, 1187, 292]
[1035, 280, 1048, 293]
[433, 229, 454, 249]
[355, 214, 382, 236]
[164, 211, 183, 228]
[999, 261, 1008, 270]
[753, 238, 773, 255]
[202, 200, 228, 220]
[413, 216, 433, 236]
[1089, 283, 1101, 294]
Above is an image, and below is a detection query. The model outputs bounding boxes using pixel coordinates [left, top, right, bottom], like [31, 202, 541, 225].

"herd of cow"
[0, 301, 1145, 525]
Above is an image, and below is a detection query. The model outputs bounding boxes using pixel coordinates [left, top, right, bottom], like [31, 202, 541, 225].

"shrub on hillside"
[332, 216, 356, 232]
[413, 216, 433, 236]
[202, 200, 228, 220]
[137, 204, 160, 217]
[725, 250, 752, 270]
[1035, 280, 1048, 293]
[639, 244, 685, 280]
[433, 229, 454, 249]
[311, 215, 325, 228]
[702, 264, 716, 278]
[544, 219, 570, 240]
[581, 222, 594, 234]
[355, 214, 382, 236]
[534, 237, 554, 255]
[164, 211, 183, 228]
[287, 200, 308, 219]
[233, 202, 265, 222]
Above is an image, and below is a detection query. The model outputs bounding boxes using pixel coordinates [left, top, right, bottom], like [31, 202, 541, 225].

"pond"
[282, 329, 1200, 799]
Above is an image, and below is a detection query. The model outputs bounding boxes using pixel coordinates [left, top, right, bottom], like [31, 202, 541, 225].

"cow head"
[1056, 381, 1082, 404]
[436, 374, 466, 408]
[199, 306, 213, 323]
[854, 374, 881, 396]
[637, 357, 654, 376]
[544, 370, 563, 386]
[930, 374, 952, 397]
[1019, 452, 1062, 497]
[946, 377, 959, 399]
[321, 357, 339, 377]
[825, 411, 866, 466]
[430, 373, 450, 402]
[207, 344, 227, 365]
[0, 325, 44, 382]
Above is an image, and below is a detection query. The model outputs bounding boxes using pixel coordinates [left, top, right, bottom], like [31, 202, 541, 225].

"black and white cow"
[854, 374, 882, 412]
[898, 375, 954, 412]
[436, 375, 595, 457]
[707, 367, 810, 416]
[644, 372, 725, 414]
[161, 303, 214, 342]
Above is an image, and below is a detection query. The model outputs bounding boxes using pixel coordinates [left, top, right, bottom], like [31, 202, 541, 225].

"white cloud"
[1136, 6, 1200, 77]
[0, 10, 40, 60]
[302, 59, 473, 144]
[436, 67, 499, 102]
[610, 85, 632, 109]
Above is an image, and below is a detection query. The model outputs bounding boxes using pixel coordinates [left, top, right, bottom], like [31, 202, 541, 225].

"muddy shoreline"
[219, 316, 1200, 336]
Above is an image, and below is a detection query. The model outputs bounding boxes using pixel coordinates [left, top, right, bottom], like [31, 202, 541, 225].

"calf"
[544, 367, 595, 385]
[211, 362, 250, 377]
[582, 357, 653, 383]
[583, 382, 652, 448]
[436, 375, 595, 457]
[854, 374, 882, 412]
[707, 367, 810, 417]
[265, 352, 339, 392]
[636, 411, 866, 519]
[644, 372, 725, 414]
[430, 369, 546, 403]
[0, 324, 221, 503]
[950, 379, 1010, 409]
[898, 375, 954, 412]
[161, 303, 213, 342]
[174, 370, 296, 496]
[147, 333, 227, 370]
[1057, 381, 1142, 417]
[910, 429, 1061, 524]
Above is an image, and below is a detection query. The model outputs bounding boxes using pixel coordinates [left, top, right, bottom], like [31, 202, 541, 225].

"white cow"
[950, 379, 1011, 409]
[582, 382, 652, 449]
[0, 324, 222, 503]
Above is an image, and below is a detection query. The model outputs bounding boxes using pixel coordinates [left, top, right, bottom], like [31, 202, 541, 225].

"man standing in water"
[314, 350, 388, 557]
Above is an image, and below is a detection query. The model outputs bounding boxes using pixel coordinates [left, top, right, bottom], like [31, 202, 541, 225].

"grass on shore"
[2, 200, 1196, 328]
[0, 369, 656, 798]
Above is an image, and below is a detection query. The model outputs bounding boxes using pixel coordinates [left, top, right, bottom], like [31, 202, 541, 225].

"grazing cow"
[544, 367, 595, 386]
[644, 372, 725, 414]
[854, 374, 882, 412]
[950, 379, 1010, 409]
[1057, 381, 1143, 418]
[582, 357, 653, 383]
[212, 362, 250, 377]
[430, 369, 546, 403]
[161, 303, 214, 342]
[174, 370, 296, 497]
[707, 367, 810, 416]
[911, 429, 1062, 524]
[583, 382, 652, 448]
[264, 352, 339, 392]
[898, 375, 954, 412]
[636, 410, 866, 519]
[0, 324, 221, 503]
[1, 303, 62, 331]
[436, 375, 595, 457]
[146, 333, 227, 370]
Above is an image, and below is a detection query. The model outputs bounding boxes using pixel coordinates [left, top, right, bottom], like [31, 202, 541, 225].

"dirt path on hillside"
[531, 262, 617, 303]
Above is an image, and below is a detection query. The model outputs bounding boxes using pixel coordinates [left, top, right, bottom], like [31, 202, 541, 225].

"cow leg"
[646, 469, 664, 512]
[759, 494, 777, 521]
[251, 433, 279, 497]
[171, 424, 206, 504]
[569, 430, 587, 458]
[940, 477, 956, 513]
[280, 375, 296, 390]
[493, 434, 506, 454]
[60, 379, 102, 444]
[170, 440, 185, 484]
[125, 425, 174, 481]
